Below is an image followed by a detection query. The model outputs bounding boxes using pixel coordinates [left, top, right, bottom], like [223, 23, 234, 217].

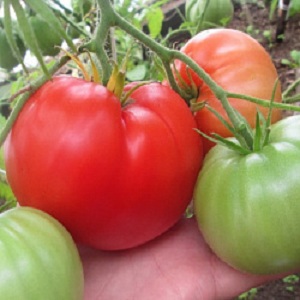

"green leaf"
[126, 64, 147, 81]
[3, 0, 27, 72]
[253, 112, 262, 152]
[0, 82, 11, 101]
[9, 0, 50, 77]
[146, 7, 163, 38]
[25, 0, 76, 52]
[281, 58, 292, 66]
[0, 181, 17, 213]
[290, 50, 300, 66]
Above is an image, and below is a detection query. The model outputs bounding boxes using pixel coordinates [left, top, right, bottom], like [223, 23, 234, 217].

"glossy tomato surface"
[175, 28, 282, 154]
[194, 115, 300, 274]
[4, 76, 203, 250]
[0, 207, 83, 299]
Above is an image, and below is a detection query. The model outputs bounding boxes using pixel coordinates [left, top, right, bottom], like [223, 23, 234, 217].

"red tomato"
[4, 76, 202, 250]
[175, 28, 282, 154]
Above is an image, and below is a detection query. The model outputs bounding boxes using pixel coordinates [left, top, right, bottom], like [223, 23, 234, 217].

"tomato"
[29, 16, 63, 56]
[175, 28, 282, 154]
[4, 76, 203, 250]
[0, 206, 83, 299]
[193, 115, 300, 274]
[0, 27, 26, 70]
[185, 0, 234, 31]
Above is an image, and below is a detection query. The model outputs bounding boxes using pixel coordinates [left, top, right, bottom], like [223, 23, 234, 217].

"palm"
[79, 218, 282, 300]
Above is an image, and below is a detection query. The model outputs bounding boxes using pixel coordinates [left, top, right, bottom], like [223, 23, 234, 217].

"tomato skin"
[175, 29, 282, 154]
[0, 207, 83, 299]
[4, 76, 203, 250]
[194, 115, 300, 275]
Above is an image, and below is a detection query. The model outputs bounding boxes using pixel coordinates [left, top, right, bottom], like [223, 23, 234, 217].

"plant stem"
[0, 56, 70, 147]
[227, 92, 300, 112]
[172, 51, 254, 149]
[94, 0, 116, 85]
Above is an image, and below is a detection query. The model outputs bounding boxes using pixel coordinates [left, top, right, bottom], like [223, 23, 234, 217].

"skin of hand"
[79, 217, 288, 300]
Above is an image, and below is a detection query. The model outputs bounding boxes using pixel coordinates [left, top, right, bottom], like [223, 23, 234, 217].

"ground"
[229, 2, 300, 299]
[229, 1, 300, 101]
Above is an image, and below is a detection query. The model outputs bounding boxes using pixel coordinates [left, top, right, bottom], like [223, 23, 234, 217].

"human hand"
[79, 218, 284, 300]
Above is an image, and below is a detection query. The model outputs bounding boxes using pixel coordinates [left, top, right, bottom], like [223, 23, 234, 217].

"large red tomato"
[4, 76, 202, 250]
[175, 28, 282, 154]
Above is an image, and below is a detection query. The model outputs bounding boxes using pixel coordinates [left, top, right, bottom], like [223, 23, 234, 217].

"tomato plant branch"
[93, 0, 119, 85]
[0, 56, 70, 147]
[172, 51, 254, 149]
[227, 92, 300, 112]
[97, 2, 254, 148]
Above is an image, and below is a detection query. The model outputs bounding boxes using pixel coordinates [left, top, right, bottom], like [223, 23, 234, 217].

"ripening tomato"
[0, 207, 83, 299]
[194, 115, 300, 274]
[4, 76, 202, 250]
[175, 28, 282, 154]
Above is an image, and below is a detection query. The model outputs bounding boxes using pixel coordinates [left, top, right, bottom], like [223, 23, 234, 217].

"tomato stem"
[227, 92, 300, 112]
[94, 0, 116, 85]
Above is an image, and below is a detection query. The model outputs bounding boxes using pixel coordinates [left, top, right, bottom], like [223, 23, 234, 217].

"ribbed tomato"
[194, 115, 300, 274]
[175, 28, 282, 154]
[4, 76, 203, 250]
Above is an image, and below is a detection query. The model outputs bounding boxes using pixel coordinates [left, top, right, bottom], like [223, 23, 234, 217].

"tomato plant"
[175, 28, 282, 154]
[0, 206, 83, 299]
[194, 115, 300, 274]
[185, 0, 234, 32]
[4, 76, 203, 250]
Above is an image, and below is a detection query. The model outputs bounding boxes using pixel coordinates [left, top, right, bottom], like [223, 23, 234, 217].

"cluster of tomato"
[2, 27, 300, 300]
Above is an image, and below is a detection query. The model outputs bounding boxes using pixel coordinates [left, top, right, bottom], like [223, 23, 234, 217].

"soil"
[229, 2, 300, 299]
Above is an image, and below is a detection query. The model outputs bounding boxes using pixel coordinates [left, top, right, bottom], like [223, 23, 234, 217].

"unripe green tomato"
[29, 16, 63, 56]
[0, 207, 84, 299]
[0, 27, 26, 71]
[194, 115, 300, 275]
[186, 0, 234, 31]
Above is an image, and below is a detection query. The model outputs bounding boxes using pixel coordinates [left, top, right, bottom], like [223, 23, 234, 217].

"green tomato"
[29, 16, 63, 56]
[186, 0, 234, 31]
[0, 27, 26, 70]
[194, 115, 300, 275]
[0, 207, 84, 299]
